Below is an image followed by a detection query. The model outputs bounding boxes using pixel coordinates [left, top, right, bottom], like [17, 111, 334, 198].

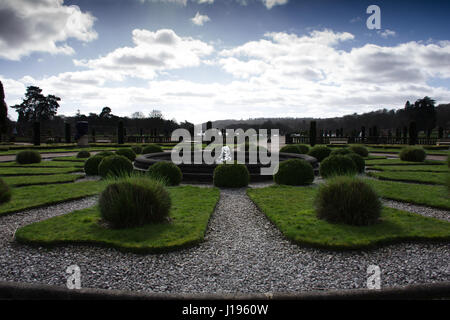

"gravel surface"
[382, 200, 450, 222]
[0, 189, 449, 294]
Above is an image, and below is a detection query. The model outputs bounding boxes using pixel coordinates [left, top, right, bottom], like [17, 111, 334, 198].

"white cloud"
[197, 0, 214, 3]
[378, 29, 397, 38]
[0, 0, 97, 61]
[191, 12, 211, 26]
[262, 0, 288, 9]
[74, 29, 214, 79]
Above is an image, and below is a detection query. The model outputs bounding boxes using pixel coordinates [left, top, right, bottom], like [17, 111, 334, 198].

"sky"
[1, 0, 450, 125]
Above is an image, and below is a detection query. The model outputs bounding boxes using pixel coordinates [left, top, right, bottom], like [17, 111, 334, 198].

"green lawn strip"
[369, 165, 448, 173]
[3, 174, 84, 187]
[367, 171, 448, 185]
[51, 156, 86, 162]
[15, 186, 220, 253]
[366, 147, 448, 155]
[0, 147, 121, 155]
[0, 167, 82, 176]
[0, 161, 84, 168]
[0, 181, 104, 216]
[363, 178, 450, 210]
[366, 159, 444, 166]
[247, 185, 450, 250]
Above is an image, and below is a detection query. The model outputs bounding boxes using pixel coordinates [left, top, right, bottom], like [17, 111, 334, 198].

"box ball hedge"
[330, 148, 352, 156]
[315, 176, 382, 226]
[96, 151, 115, 158]
[115, 148, 136, 161]
[147, 161, 183, 186]
[399, 147, 426, 162]
[345, 153, 365, 173]
[280, 144, 309, 154]
[213, 163, 249, 188]
[131, 145, 142, 155]
[142, 144, 163, 154]
[76, 150, 91, 158]
[16, 150, 41, 164]
[319, 155, 357, 178]
[98, 155, 134, 178]
[84, 156, 104, 176]
[0, 178, 12, 204]
[308, 146, 331, 162]
[349, 145, 369, 158]
[274, 159, 314, 186]
[99, 177, 171, 229]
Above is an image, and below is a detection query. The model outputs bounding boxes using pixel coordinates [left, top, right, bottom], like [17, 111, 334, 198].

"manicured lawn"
[51, 156, 86, 162]
[0, 161, 84, 168]
[3, 174, 84, 187]
[0, 146, 120, 155]
[367, 171, 448, 185]
[15, 186, 220, 253]
[365, 159, 444, 166]
[364, 178, 450, 210]
[0, 166, 82, 176]
[369, 165, 448, 172]
[247, 185, 450, 250]
[0, 181, 104, 216]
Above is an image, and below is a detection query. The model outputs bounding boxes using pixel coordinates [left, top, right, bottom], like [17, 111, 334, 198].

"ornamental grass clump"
[399, 147, 426, 162]
[115, 148, 136, 161]
[147, 161, 183, 186]
[308, 146, 331, 162]
[99, 176, 171, 229]
[98, 155, 134, 178]
[213, 162, 249, 188]
[16, 150, 41, 164]
[319, 155, 357, 178]
[315, 176, 382, 226]
[274, 159, 314, 186]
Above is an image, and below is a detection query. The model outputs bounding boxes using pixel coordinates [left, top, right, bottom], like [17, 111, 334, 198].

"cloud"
[261, 0, 288, 9]
[378, 29, 397, 38]
[74, 29, 214, 79]
[191, 12, 211, 26]
[197, 0, 214, 3]
[0, 0, 97, 61]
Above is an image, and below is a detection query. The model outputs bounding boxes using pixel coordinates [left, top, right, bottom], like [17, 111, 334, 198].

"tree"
[131, 111, 145, 119]
[0, 81, 8, 136]
[11, 86, 60, 122]
[99, 107, 112, 119]
[149, 109, 163, 119]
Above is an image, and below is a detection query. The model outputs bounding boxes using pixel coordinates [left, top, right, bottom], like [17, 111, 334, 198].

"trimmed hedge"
[98, 155, 134, 178]
[96, 151, 114, 158]
[399, 147, 426, 162]
[76, 150, 91, 158]
[16, 150, 41, 164]
[274, 159, 314, 186]
[0, 178, 12, 204]
[308, 146, 331, 162]
[115, 148, 136, 161]
[346, 153, 365, 173]
[315, 176, 382, 226]
[142, 144, 163, 154]
[131, 145, 142, 155]
[148, 162, 183, 186]
[280, 144, 309, 154]
[84, 156, 104, 176]
[99, 177, 171, 229]
[319, 155, 357, 178]
[330, 148, 352, 156]
[213, 163, 249, 188]
[349, 145, 369, 157]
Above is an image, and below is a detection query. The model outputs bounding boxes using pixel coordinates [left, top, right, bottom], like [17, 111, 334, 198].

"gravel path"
[0, 189, 449, 294]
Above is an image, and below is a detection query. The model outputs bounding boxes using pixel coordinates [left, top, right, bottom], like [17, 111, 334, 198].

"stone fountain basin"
[134, 151, 318, 182]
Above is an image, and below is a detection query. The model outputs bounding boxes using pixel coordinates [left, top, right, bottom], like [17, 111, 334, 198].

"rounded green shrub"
[84, 156, 104, 176]
[0, 178, 12, 204]
[142, 144, 163, 154]
[77, 150, 91, 158]
[16, 150, 41, 164]
[349, 145, 369, 158]
[330, 148, 352, 156]
[345, 153, 365, 173]
[131, 145, 142, 155]
[98, 155, 134, 178]
[99, 177, 171, 229]
[319, 155, 357, 178]
[274, 159, 314, 186]
[115, 148, 136, 161]
[213, 163, 250, 188]
[96, 151, 114, 158]
[399, 147, 426, 162]
[280, 144, 309, 154]
[315, 176, 382, 226]
[308, 146, 331, 162]
[148, 161, 183, 186]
